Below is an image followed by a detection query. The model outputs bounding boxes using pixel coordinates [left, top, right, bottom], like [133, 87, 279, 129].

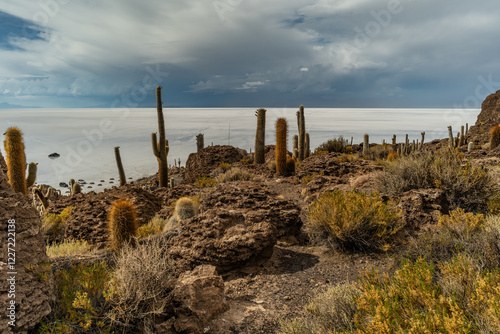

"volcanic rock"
[397, 188, 448, 228]
[184, 145, 246, 184]
[467, 89, 500, 144]
[0, 151, 53, 333]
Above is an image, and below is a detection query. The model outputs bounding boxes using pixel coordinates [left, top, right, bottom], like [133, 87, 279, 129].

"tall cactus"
[108, 200, 138, 251]
[305, 132, 310, 158]
[114, 146, 127, 186]
[152, 86, 169, 187]
[275, 118, 288, 176]
[392, 134, 396, 146]
[297, 105, 306, 161]
[292, 134, 299, 159]
[3, 126, 27, 194]
[363, 134, 370, 156]
[420, 132, 425, 150]
[254, 108, 266, 164]
[459, 125, 465, 146]
[26, 162, 37, 188]
[448, 126, 454, 148]
[196, 133, 204, 152]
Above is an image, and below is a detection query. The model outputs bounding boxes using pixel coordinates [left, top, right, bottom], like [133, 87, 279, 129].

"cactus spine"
[363, 134, 369, 156]
[152, 86, 169, 187]
[114, 146, 127, 186]
[108, 200, 138, 251]
[275, 118, 288, 176]
[297, 105, 306, 161]
[254, 108, 266, 164]
[292, 134, 299, 159]
[26, 162, 37, 188]
[3, 127, 27, 194]
[196, 133, 204, 152]
[305, 132, 310, 158]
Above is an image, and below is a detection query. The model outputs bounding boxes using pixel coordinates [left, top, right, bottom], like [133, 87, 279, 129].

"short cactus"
[254, 108, 266, 164]
[175, 197, 198, 221]
[108, 200, 138, 250]
[3, 126, 27, 194]
[363, 134, 370, 156]
[286, 158, 295, 176]
[26, 162, 37, 188]
[275, 118, 288, 176]
[72, 182, 81, 195]
[196, 133, 204, 152]
[491, 125, 500, 149]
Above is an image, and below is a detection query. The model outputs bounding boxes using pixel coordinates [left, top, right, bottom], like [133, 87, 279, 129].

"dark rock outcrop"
[467, 89, 500, 144]
[184, 145, 245, 183]
[0, 151, 53, 333]
[397, 188, 448, 228]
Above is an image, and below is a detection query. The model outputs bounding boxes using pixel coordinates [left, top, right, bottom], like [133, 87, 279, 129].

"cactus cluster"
[152, 86, 169, 187]
[108, 200, 138, 251]
[254, 108, 266, 164]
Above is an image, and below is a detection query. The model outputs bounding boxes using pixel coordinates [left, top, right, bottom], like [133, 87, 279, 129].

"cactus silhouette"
[72, 182, 81, 195]
[108, 200, 138, 251]
[254, 108, 266, 164]
[490, 125, 500, 149]
[26, 162, 37, 188]
[152, 86, 169, 187]
[305, 132, 310, 158]
[3, 127, 27, 194]
[114, 146, 127, 186]
[196, 133, 204, 152]
[297, 105, 306, 161]
[275, 118, 288, 176]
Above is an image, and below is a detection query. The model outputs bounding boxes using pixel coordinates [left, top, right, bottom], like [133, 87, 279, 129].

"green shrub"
[41, 207, 74, 243]
[406, 209, 500, 270]
[362, 144, 393, 161]
[41, 262, 112, 333]
[378, 150, 496, 213]
[219, 162, 231, 171]
[194, 176, 217, 188]
[314, 136, 350, 154]
[306, 190, 404, 251]
[137, 214, 168, 239]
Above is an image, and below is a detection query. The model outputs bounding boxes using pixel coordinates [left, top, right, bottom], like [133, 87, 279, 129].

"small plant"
[41, 206, 74, 244]
[216, 167, 253, 183]
[314, 136, 349, 154]
[46, 240, 93, 258]
[194, 176, 217, 188]
[219, 162, 231, 172]
[137, 214, 168, 238]
[307, 190, 403, 251]
[386, 151, 399, 161]
[108, 200, 138, 251]
[301, 174, 317, 184]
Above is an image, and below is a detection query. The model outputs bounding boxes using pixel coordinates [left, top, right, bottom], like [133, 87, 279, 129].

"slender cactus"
[254, 108, 266, 164]
[305, 132, 310, 158]
[275, 118, 288, 176]
[152, 86, 169, 187]
[114, 146, 127, 186]
[196, 133, 204, 152]
[459, 126, 465, 146]
[466, 123, 469, 135]
[363, 134, 370, 156]
[420, 132, 425, 150]
[298, 105, 306, 161]
[448, 126, 454, 148]
[3, 127, 27, 194]
[292, 134, 299, 159]
[392, 134, 396, 145]
[26, 162, 37, 188]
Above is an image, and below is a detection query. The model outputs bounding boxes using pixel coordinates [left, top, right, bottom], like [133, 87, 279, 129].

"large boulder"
[467, 89, 500, 144]
[63, 184, 162, 248]
[184, 145, 245, 183]
[0, 152, 53, 333]
[172, 265, 229, 333]
[165, 181, 301, 274]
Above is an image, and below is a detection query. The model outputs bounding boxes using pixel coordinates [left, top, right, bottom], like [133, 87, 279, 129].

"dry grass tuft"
[46, 240, 94, 258]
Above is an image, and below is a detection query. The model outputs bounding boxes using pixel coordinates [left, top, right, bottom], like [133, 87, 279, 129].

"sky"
[0, 0, 500, 108]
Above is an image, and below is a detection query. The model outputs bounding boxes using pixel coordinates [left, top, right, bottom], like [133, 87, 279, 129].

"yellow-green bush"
[406, 208, 500, 270]
[307, 190, 403, 251]
[40, 262, 112, 333]
[314, 136, 350, 154]
[46, 240, 93, 258]
[194, 176, 217, 188]
[41, 206, 74, 243]
[216, 167, 253, 183]
[219, 162, 231, 171]
[137, 214, 168, 238]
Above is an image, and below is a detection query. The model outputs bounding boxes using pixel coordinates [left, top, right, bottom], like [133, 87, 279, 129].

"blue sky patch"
[0, 11, 44, 50]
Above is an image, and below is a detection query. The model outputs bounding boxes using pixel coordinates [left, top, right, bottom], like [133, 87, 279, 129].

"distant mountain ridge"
[0, 102, 39, 109]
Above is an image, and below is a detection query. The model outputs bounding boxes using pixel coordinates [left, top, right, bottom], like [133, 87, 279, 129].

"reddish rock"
[172, 265, 229, 333]
[467, 90, 500, 144]
[184, 145, 246, 183]
[0, 152, 53, 333]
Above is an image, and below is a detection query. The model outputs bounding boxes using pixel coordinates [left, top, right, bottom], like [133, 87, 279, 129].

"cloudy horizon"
[1, 0, 499, 109]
